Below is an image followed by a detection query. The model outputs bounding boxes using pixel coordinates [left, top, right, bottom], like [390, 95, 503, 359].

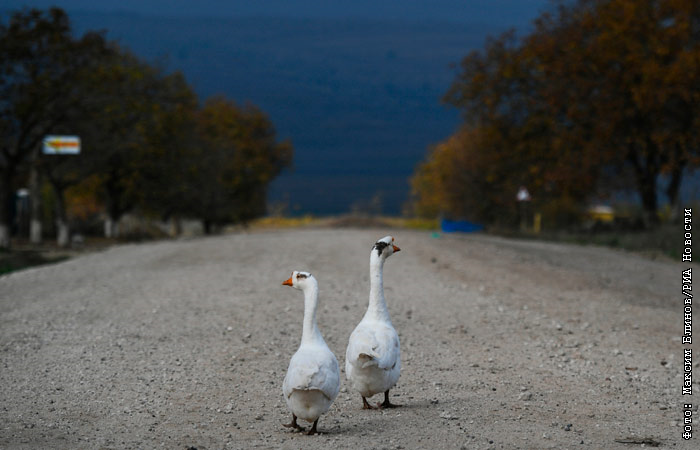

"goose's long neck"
[366, 252, 391, 322]
[301, 280, 323, 345]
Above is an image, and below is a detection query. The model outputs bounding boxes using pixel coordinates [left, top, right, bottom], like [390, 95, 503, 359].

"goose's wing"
[346, 322, 399, 370]
[283, 347, 340, 400]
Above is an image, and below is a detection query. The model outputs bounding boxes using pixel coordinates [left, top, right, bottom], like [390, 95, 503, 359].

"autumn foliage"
[185, 97, 293, 232]
[413, 0, 700, 228]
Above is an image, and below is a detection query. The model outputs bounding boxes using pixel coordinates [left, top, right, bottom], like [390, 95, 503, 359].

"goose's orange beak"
[393, 245, 401, 252]
[282, 277, 293, 286]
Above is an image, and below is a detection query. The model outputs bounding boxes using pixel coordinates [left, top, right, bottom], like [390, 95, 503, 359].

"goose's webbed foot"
[305, 419, 319, 435]
[282, 414, 305, 431]
[377, 390, 401, 409]
[362, 396, 377, 409]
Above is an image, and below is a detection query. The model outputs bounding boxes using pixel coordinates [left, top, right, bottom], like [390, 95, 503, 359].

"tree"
[413, 127, 508, 224]
[71, 51, 198, 238]
[419, 0, 700, 228]
[0, 7, 111, 247]
[129, 71, 199, 230]
[2, 8, 292, 244]
[524, 0, 700, 226]
[186, 97, 293, 233]
[440, 31, 593, 227]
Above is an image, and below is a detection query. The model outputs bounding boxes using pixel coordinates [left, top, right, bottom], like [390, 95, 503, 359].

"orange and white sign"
[43, 135, 81, 155]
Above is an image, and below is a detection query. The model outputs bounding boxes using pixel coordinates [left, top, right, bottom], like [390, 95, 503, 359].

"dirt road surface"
[0, 228, 695, 449]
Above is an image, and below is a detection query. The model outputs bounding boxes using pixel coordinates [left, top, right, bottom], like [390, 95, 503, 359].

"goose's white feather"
[283, 343, 339, 421]
[345, 319, 400, 397]
[345, 236, 401, 399]
[282, 272, 340, 423]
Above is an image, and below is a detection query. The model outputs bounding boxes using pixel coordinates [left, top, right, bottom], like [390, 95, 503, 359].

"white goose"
[345, 236, 402, 409]
[281, 271, 340, 435]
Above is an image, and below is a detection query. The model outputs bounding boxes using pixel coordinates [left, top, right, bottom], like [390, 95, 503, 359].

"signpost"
[32, 135, 81, 246]
[42, 135, 81, 155]
[517, 186, 531, 231]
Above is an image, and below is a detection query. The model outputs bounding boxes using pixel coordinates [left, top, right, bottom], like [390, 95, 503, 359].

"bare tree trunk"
[666, 160, 685, 224]
[104, 217, 113, 238]
[0, 223, 8, 249]
[170, 216, 182, 237]
[0, 170, 11, 249]
[53, 186, 69, 248]
[104, 217, 120, 238]
[639, 174, 659, 228]
[112, 217, 120, 238]
[56, 219, 69, 247]
[30, 164, 42, 244]
[30, 219, 42, 243]
[629, 144, 660, 229]
[103, 192, 123, 239]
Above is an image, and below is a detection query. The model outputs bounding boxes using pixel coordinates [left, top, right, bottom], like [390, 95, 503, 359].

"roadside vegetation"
[496, 225, 681, 261]
[0, 248, 68, 276]
[1, 8, 292, 250]
[411, 0, 699, 231]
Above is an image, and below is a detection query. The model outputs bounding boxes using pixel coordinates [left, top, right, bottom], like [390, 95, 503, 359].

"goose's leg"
[362, 396, 377, 409]
[282, 413, 305, 431]
[377, 390, 401, 408]
[305, 418, 319, 435]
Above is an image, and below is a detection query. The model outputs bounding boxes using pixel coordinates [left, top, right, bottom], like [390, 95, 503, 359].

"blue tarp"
[440, 218, 484, 233]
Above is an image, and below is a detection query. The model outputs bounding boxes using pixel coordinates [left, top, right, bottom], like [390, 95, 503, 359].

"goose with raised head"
[281, 271, 340, 435]
[345, 236, 402, 409]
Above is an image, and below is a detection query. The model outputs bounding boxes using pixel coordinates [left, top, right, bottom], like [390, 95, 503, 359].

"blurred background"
[1, 0, 698, 263]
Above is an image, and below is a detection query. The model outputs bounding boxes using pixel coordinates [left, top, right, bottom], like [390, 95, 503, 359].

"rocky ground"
[0, 228, 696, 449]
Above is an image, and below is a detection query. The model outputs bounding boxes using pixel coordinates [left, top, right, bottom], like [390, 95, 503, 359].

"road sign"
[516, 186, 531, 202]
[43, 136, 81, 155]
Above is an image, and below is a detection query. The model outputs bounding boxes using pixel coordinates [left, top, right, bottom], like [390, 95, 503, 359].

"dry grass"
[249, 215, 320, 228]
[498, 224, 684, 261]
[250, 215, 440, 231]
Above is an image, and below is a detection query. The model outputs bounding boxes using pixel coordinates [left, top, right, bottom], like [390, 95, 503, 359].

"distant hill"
[2, 2, 550, 214]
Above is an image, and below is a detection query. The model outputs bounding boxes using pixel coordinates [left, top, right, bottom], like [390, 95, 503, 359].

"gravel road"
[0, 228, 695, 449]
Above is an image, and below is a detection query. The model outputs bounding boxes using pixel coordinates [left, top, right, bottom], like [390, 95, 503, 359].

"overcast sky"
[3, 0, 550, 25]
